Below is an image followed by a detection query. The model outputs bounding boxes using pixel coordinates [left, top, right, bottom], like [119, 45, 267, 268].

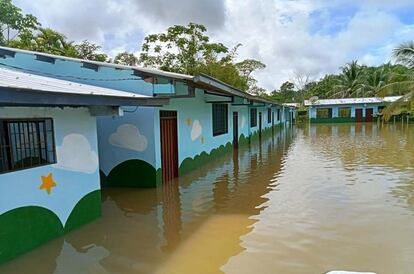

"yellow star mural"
[186, 117, 192, 126]
[39, 173, 57, 195]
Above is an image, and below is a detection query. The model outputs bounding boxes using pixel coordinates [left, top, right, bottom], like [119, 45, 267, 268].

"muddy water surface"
[1, 124, 414, 274]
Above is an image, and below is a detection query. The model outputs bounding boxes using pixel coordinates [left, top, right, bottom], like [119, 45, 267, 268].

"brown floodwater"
[1, 124, 414, 274]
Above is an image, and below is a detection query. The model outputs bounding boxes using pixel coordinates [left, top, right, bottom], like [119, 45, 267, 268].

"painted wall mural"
[109, 124, 148, 152]
[191, 120, 202, 141]
[0, 107, 102, 264]
[55, 134, 99, 174]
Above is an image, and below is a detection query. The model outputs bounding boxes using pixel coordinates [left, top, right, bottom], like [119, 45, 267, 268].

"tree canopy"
[1, 0, 107, 61]
[138, 23, 266, 93]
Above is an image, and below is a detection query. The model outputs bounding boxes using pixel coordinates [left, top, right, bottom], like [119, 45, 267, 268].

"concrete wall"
[0, 51, 289, 188]
[97, 88, 287, 187]
[308, 104, 382, 122]
[0, 106, 102, 264]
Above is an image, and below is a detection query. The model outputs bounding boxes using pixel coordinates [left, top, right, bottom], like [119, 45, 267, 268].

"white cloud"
[109, 124, 148, 152]
[14, 0, 414, 90]
[55, 134, 99, 174]
[191, 120, 202, 141]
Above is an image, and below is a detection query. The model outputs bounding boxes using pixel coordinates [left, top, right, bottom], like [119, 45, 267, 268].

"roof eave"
[193, 74, 280, 106]
[0, 87, 169, 107]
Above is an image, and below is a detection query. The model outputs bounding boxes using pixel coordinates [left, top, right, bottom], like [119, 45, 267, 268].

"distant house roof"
[283, 103, 299, 108]
[304, 96, 402, 106]
[0, 67, 168, 107]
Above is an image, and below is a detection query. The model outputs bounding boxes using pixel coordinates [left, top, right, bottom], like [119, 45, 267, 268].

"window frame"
[316, 108, 332, 119]
[212, 104, 229, 137]
[0, 118, 57, 174]
[338, 107, 351, 118]
[250, 108, 257, 127]
[267, 108, 272, 124]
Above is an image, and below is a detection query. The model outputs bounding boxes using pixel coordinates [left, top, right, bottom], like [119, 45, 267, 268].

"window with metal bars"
[0, 119, 56, 174]
[267, 108, 272, 124]
[250, 108, 257, 127]
[212, 104, 228, 136]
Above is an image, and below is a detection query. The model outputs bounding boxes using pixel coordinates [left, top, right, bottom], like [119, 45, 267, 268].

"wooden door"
[160, 111, 178, 183]
[259, 112, 262, 137]
[365, 108, 373, 122]
[355, 109, 363, 122]
[233, 112, 238, 149]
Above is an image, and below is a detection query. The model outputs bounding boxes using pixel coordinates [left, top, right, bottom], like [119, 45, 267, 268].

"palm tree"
[332, 60, 364, 98]
[362, 64, 390, 97]
[377, 42, 414, 120]
[393, 41, 414, 68]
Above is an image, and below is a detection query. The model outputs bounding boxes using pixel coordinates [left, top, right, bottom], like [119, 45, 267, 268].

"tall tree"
[9, 28, 107, 61]
[0, 0, 39, 45]
[139, 23, 228, 75]
[362, 64, 390, 96]
[74, 40, 108, 62]
[393, 41, 414, 68]
[114, 52, 139, 66]
[375, 42, 414, 120]
[332, 60, 364, 98]
[139, 23, 266, 93]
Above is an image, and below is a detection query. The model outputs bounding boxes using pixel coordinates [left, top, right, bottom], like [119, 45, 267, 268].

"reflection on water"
[2, 124, 414, 274]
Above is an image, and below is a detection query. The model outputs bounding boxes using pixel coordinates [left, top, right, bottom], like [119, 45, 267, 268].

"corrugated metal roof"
[304, 96, 402, 106]
[0, 67, 149, 99]
[0, 46, 193, 80]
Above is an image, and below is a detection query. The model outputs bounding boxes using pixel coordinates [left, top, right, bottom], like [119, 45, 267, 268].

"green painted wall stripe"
[0, 189, 101, 265]
[64, 190, 102, 232]
[104, 159, 161, 188]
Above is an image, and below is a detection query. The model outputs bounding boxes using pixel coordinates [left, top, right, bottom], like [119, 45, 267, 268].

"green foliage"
[139, 23, 265, 93]
[0, 0, 39, 45]
[9, 28, 107, 61]
[307, 75, 340, 99]
[2, 1, 107, 61]
[332, 60, 365, 98]
[140, 23, 227, 74]
[393, 41, 414, 68]
[74, 40, 107, 62]
[114, 51, 139, 66]
[267, 81, 295, 103]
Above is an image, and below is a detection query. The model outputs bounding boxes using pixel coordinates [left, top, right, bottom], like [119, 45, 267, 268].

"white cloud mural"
[109, 124, 148, 152]
[241, 115, 246, 129]
[55, 134, 99, 174]
[191, 120, 202, 141]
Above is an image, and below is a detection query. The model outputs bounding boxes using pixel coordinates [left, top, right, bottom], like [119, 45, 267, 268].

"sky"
[14, 0, 414, 91]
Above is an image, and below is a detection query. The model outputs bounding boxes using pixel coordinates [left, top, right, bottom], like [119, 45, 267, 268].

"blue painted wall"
[0, 106, 101, 225]
[0, 50, 289, 186]
[308, 104, 382, 119]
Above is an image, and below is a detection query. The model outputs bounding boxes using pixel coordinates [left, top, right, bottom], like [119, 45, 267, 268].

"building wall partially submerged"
[98, 89, 290, 188]
[308, 104, 382, 123]
[0, 107, 102, 264]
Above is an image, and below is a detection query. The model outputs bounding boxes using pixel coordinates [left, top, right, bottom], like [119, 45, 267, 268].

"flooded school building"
[304, 96, 402, 123]
[0, 46, 295, 264]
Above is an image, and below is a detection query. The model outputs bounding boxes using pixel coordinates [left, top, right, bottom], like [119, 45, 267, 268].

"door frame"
[259, 112, 262, 137]
[365, 108, 373, 122]
[160, 110, 179, 183]
[355, 108, 363, 122]
[233, 111, 238, 148]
